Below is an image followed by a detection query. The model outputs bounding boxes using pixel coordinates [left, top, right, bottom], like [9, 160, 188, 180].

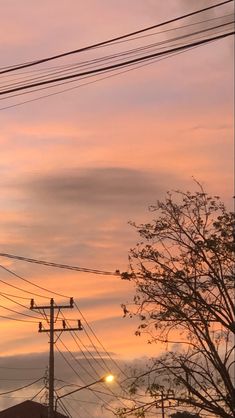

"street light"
[104, 374, 114, 383]
[55, 374, 115, 415]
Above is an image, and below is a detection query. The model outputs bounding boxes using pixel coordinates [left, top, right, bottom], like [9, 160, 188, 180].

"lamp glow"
[104, 374, 114, 383]
[55, 373, 115, 413]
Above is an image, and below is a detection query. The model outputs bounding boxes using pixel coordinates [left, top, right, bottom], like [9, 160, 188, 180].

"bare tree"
[120, 186, 234, 418]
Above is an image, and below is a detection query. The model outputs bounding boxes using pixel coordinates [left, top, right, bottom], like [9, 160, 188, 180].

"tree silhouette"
[120, 186, 234, 418]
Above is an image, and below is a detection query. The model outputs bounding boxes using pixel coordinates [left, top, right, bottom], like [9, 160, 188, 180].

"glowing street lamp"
[54, 374, 115, 415]
[104, 374, 114, 383]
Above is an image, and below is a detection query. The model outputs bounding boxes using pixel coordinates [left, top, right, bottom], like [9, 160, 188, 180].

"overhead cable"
[0, 0, 232, 74]
[0, 378, 43, 395]
[57, 307, 130, 400]
[0, 264, 71, 298]
[0, 253, 120, 276]
[74, 301, 128, 378]
[0, 276, 51, 300]
[0, 292, 44, 316]
[0, 31, 234, 96]
[0, 314, 38, 323]
[1, 19, 233, 92]
[0, 366, 45, 370]
[0, 38, 223, 111]
[55, 344, 112, 408]
[0, 291, 31, 300]
[1, 12, 232, 87]
[0, 303, 42, 320]
[30, 385, 47, 401]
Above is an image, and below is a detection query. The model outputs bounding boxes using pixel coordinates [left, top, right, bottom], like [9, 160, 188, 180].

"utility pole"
[160, 390, 165, 418]
[30, 297, 82, 418]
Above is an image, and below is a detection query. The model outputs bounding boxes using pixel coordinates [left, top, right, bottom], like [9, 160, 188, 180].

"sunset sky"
[0, 0, 234, 416]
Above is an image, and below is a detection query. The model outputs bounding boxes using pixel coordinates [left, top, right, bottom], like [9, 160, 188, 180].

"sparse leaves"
[119, 186, 235, 418]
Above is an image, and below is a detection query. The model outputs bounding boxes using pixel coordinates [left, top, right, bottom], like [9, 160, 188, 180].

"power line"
[54, 391, 97, 405]
[0, 264, 70, 299]
[0, 291, 31, 300]
[1, 19, 232, 92]
[54, 344, 113, 409]
[0, 395, 41, 399]
[56, 340, 131, 414]
[101, 12, 234, 46]
[0, 292, 44, 317]
[54, 332, 125, 410]
[0, 378, 43, 396]
[57, 305, 127, 379]
[57, 310, 109, 375]
[0, 378, 42, 381]
[0, 38, 222, 112]
[0, 303, 42, 320]
[0, 31, 234, 96]
[59, 382, 145, 405]
[62, 398, 85, 418]
[62, 306, 130, 397]
[57, 338, 101, 383]
[69, 329, 109, 375]
[55, 393, 72, 418]
[0, 3, 233, 112]
[55, 318, 129, 407]
[0, 28, 233, 109]
[0, 285, 80, 324]
[0, 0, 232, 74]
[59, 303, 131, 400]
[54, 316, 117, 392]
[30, 385, 47, 401]
[0, 366, 45, 370]
[0, 276, 51, 300]
[0, 271, 82, 321]
[0, 12, 232, 84]
[0, 253, 119, 276]
[0, 314, 38, 323]
[74, 301, 128, 378]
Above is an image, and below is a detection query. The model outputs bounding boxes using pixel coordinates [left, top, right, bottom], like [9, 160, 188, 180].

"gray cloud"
[0, 166, 184, 268]
[0, 351, 140, 417]
[25, 167, 163, 210]
[0, 351, 122, 384]
[16, 167, 177, 260]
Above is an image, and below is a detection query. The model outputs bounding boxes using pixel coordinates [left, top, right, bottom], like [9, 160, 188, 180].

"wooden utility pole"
[30, 297, 82, 418]
[160, 390, 165, 418]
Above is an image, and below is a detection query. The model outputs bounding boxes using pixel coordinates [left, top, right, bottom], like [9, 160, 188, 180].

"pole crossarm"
[39, 324, 82, 333]
[30, 297, 74, 310]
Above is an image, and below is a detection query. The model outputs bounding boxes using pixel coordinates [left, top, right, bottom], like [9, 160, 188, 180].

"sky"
[0, 0, 234, 416]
